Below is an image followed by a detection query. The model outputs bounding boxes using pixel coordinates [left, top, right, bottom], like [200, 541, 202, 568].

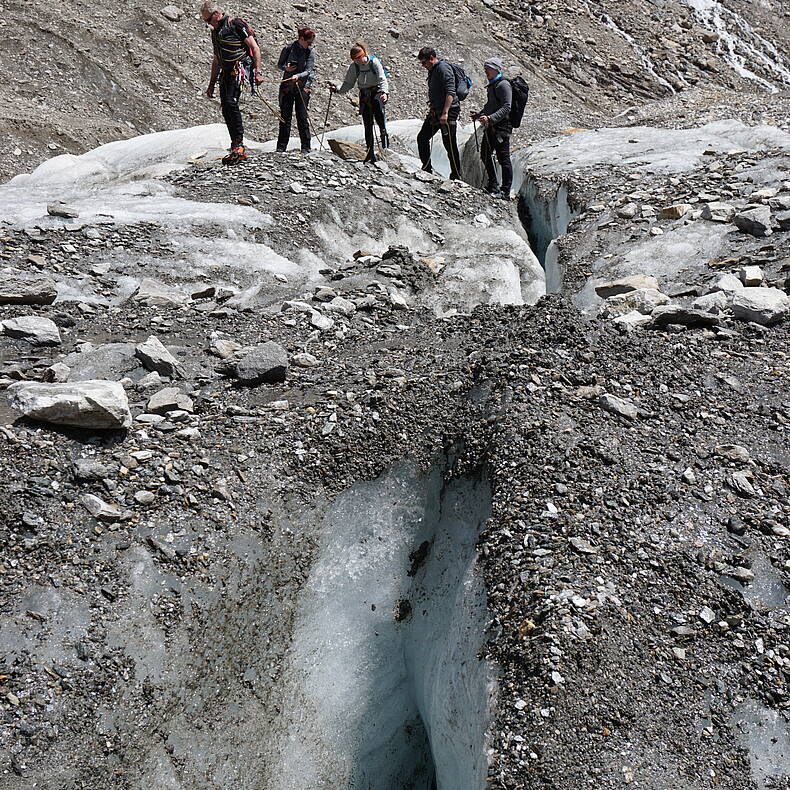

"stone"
[0, 276, 57, 305]
[595, 274, 659, 299]
[731, 287, 790, 325]
[715, 444, 751, 463]
[7, 380, 132, 429]
[73, 458, 110, 480]
[81, 493, 120, 520]
[44, 362, 71, 382]
[310, 311, 334, 331]
[328, 138, 368, 162]
[774, 210, 790, 230]
[659, 203, 692, 220]
[733, 206, 772, 237]
[612, 310, 652, 330]
[324, 296, 356, 316]
[599, 393, 638, 419]
[134, 490, 156, 505]
[134, 278, 189, 307]
[293, 352, 318, 367]
[601, 287, 669, 317]
[64, 342, 138, 381]
[1, 316, 61, 346]
[710, 273, 743, 293]
[46, 201, 79, 219]
[233, 341, 288, 385]
[388, 289, 410, 310]
[649, 305, 721, 329]
[160, 4, 183, 21]
[700, 202, 735, 222]
[211, 338, 242, 359]
[135, 336, 183, 378]
[692, 292, 729, 314]
[147, 387, 193, 414]
[137, 371, 163, 391]
[617, 202, 639, 219]
[738, 265, 763, 286]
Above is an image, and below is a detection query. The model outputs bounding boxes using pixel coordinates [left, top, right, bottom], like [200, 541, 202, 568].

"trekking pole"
[257, 91, 285, 123]
[320, 90, 333, 151]
[472, 118, 480, 151]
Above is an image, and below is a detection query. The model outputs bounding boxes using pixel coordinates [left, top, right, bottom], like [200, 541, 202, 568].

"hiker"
[329, 43, 390, 163]
[471, 57, 513, 199]
[201, 2, 263, 164]
[276, 27, 316, 153]
[416, 47, 462, 180]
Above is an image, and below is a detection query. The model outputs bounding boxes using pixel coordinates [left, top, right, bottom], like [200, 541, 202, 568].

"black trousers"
[360, 89, 387, 162]
[219, 72, 244, 146]
[277, 85, 311, 151]
[417, 106, 462, 179]
[480, 126, 512, 194]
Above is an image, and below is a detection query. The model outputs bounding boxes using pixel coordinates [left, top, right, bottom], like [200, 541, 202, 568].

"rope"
[320, 90, 333, 151]
[294, 82, 323, 150]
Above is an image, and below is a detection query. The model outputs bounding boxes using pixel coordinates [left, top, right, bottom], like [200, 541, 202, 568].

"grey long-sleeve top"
[479, 76, 512, 127]
[277, 41, 315, 88]
[336, 56, 389, 94]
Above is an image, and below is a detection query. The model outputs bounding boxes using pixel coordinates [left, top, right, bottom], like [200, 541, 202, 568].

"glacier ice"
[268, 461, 493, 790]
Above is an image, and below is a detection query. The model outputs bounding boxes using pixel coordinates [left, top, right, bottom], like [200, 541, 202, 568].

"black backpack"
[449, 62, 472, 100]
[507, 75, 529, 128]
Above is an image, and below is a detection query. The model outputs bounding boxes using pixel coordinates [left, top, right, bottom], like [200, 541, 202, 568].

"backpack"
[356, 54, 391, 80]
[507, 75, 529, 128]
[449, 62, 472, 100]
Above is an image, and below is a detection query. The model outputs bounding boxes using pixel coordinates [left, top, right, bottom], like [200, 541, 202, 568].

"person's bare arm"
[245, 36, 263, 84]
[206, 54, 220, 97]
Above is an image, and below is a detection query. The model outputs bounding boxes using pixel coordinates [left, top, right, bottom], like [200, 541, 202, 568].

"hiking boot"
[222, 145, 247, 164]
[484, 183, 500, 195]
[488, 189, 503, 199]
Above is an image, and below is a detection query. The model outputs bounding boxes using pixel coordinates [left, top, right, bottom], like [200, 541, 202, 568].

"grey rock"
[81, 493, 120, 520]
[649, 305, 721, 328]
[601, 287, 669, 317]
[64, 342, 138, 381]
[599, 393, 638, 419]
[738, 265, 763, 286]
[324, 296, 356, 316]
[134, 278, 189, 307]
[692, 292, 729, 314]
[595, 274, 659, 299]
[44, 362, 71, 382]
[1, 316, 61, 346]
[135, 336, 183, 378]
[710, 273, 743, 293]
[47, 201, 79, 219]
[160, 4, 183, 21]
[775, 210, 790, 230]
[233, 341, 288, 385]
[147, 387, 193, 414]
[0, 276, 57, 305]
[7, 380, 132, 429]
[731, 287, 790, 325]
[732, 206, 772, 237]
[293, 352, 319, 367]
[310, 311, 334, 331]
[700, 201, 735, 222]
[715, 444, 751, 463]
[134, 490, 156, 505]
[73, 458, 110, 480]
[617, 202, 639, 219]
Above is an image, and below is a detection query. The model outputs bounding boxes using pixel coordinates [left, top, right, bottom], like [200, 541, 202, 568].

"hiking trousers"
[219, 71, 244, 146]
[277, 85, 311, 152]
[360, 89, 387, 163]
[417, 106, 462, 180]
[481, 125, 512, 195]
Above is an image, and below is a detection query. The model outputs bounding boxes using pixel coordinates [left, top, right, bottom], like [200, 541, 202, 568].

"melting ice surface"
[0, 121, 544, 312]
[269, 462, 493, 789]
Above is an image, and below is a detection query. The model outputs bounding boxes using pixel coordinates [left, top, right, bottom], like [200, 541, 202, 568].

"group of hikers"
[200, 1, 521, 199]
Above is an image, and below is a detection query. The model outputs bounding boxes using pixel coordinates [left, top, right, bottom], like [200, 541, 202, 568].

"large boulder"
[6, 380, 132, 429]
[232, 341, 288, 385]
[595, 274, 660, 299]
[731, 288, 790, 325]
[328, 138, 368, 162]
[732, 206, 772, 237]
[0, 276, 57, 305]
[135, 336, 183, 378]
[1, 316, 61, 345]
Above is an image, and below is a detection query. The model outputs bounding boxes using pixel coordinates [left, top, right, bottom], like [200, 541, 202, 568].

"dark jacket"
[212, 16, 255, 67]
[277, 41, 315, 88]
[426, 58, 459, 114]
[480, 75, 512, 129]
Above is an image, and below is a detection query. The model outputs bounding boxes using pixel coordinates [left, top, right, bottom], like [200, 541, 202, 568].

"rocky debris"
[146, 387, 194, 414]
[227, 341, 288, 385]
[1, 315, 61, 345]
[6, 379, 132, 428]
[72, 457, 110, 480]
[0, 275, 57, 305]
[731, 287, 790, 325]
[135, 336, 183, 378]
[692, 291, 729, 314]
[328, 138, 368, 162]
[81, 493, 121, 520]
[595, 274, 660, 299]
[598, 392, 638, 419]
[134, 278, 189, 307]
[701, 201, 735, 222]
[46, 201, 79, 218]
[733, 206, 773, 237]
[160, 4, 183, 21]
[600, 287, 669, 317]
